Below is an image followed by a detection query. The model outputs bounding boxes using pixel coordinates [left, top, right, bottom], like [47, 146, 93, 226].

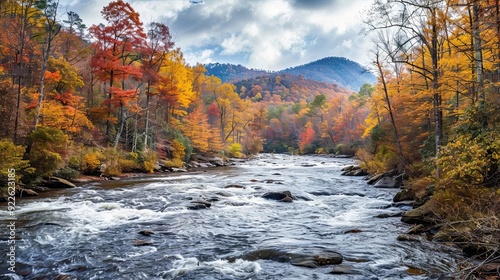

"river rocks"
[432, 225, 473, 243]
[397, 234, 423, 242]
[376, 212, 404, 218]
[132, 240, 154, 246]
[406, 224, 429, 235]
[393, 189, 415, 202]
[291, 253, 343, 268]
[42, 176, 77, 188]
[138, 230, 155, 236]
[373, 177, 400, 188]
[224, 184, 246, 189]
[187, 199, 212, 210]
[330, 264, 362, 275]
[231, 249, 343, 269]
[401, 201, 436, 225]
[16, 187, 39, 197]
[366, 173, 384, 185]
[191, 154, 226, 166]
[262, 191, 293, 202]
[341, 165, 368, 176]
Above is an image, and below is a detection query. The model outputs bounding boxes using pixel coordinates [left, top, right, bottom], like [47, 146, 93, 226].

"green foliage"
[140, 149, 158, 173]
[82, 149, 104, 175]
[28, 127, 68, 178]
[438, 104, 499, 187]
[356, 145, 398, 174]
[0, 140, 31, 181]
[228, 143, 243, 158]
[0, 140, 33, 196]
[55, 167, 80, 180]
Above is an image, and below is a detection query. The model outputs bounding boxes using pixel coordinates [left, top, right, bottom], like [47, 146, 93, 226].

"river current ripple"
[1, 154, 461, 279]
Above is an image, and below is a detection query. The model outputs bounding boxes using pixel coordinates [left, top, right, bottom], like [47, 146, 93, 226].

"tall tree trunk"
[374, 51, 405, 171]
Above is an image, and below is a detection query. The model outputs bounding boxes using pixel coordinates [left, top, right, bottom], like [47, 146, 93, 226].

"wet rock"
[414, 185, 435, 208]
[376, 212, 404, 218]
[366, 173, 384, 185]
[406, 224, 429, 235]
[341, 165, 357, 171]
[290, 260, 318, 268]
[132, 240, 154, 246]
[397, 234, 422, 242]
[301, 164, 315, 167]
[138, 230, 155, 236]
[393, 189, 415, 202]
[17, 188, 39, 197]
[272, 173, 281, 175]
[342, 166, 368, 176]
[432, 226, 473, 243]
[109, 177, 121, 180]
[171, 168, 187, 172]
[330, 264, 362, 275]
[42, 176, 77, 188]
[265, 179, 283, 184]
[291, 253, 343, 267]
[281, 196, 293, 203]
[187, 199, 212, 210]
[373, 177, 400, 188]
[401, 201, 436, 225]
[215, 191, 233, 197]
[224, 184, 246, 189]
[344, 229, 362, 234]
[262, 191, 293, 201]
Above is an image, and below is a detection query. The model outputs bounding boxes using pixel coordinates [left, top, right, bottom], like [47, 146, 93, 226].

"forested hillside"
[281, 57, 377, 90]
[0, 0, 368, 193]
[205, 57, 377, 90]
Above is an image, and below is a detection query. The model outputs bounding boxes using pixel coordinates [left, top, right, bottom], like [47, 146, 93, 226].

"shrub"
[82, 150, 104, 175]
[28, 127, 68, 178]
[140, 149, 158, 173]
[0, 140, 33, 196]
[55, 167, 80, 180]
[228, 143, 243, 158]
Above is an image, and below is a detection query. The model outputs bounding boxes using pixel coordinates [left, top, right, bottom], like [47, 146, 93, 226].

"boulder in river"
[393, 189, 415, 202]
[291, 252, 343, 267]
[401, 201, 436, 225]
[187, 199, 212, 210]
[341, 166, 368, 176]
[262, 191, 293, 202]
[330, 264, 362, 275]
[230, 249, 343, 268]
[42, 177, 77, 188]
[373, 177, 400, 188]
[224, 184, 246, 189]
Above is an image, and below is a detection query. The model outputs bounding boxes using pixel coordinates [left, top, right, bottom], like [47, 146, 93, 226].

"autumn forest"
[0, 0, 499, 270]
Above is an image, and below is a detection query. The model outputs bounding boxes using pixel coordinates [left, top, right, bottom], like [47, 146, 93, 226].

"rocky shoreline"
[4, 155, 233, 202]
[342, 164, 500, 279]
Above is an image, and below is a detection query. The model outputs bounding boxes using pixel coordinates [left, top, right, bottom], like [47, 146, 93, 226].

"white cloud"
[57, 0, 374, 70]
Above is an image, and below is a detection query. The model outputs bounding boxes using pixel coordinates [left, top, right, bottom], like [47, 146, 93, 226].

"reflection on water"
[1, 154, 461, 279]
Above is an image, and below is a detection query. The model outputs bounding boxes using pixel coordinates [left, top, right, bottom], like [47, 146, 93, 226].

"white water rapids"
[1, 154, 461, 279]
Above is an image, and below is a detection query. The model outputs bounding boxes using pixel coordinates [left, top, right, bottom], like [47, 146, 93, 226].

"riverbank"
[343, 164, 500, 279]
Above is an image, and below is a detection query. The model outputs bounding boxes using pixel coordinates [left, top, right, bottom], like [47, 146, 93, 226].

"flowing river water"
[1, 154, 462, 279]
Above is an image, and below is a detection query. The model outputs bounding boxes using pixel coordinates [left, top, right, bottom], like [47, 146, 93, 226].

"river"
[1, 154, 461, 279]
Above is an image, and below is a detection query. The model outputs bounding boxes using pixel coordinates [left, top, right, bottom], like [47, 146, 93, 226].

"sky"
[57, 0, 374, 71]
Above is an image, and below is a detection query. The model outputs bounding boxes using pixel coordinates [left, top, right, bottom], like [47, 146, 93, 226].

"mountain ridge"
[205, 56, 376, 91]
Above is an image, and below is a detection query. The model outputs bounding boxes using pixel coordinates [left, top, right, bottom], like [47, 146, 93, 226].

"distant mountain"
[204, 63, 269, 83]
[280, 57, 376, 91]
[205, 57, 376, 91]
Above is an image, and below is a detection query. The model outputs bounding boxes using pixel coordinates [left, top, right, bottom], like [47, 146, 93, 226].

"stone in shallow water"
[330, 264, 362, 274]
[373, 177, 400, 188]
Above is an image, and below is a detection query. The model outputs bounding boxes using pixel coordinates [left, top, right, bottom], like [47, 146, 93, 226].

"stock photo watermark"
[6, 168, 17, 273]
